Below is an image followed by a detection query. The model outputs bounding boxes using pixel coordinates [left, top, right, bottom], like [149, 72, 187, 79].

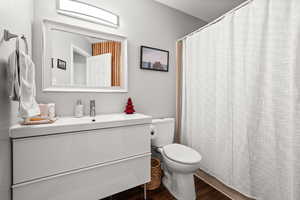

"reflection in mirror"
[50, 29, 121, 88]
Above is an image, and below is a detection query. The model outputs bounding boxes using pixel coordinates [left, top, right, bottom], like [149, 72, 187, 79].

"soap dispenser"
[75, 100, 84, 118]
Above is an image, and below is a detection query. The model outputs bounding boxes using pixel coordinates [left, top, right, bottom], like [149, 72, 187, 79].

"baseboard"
[195, 169, 255, 200]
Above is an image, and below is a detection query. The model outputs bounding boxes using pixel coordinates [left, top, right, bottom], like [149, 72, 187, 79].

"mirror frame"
[42, 19, 128, 93]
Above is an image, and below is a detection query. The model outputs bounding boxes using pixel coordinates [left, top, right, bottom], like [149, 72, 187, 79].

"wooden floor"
[103, 176, 231, 200]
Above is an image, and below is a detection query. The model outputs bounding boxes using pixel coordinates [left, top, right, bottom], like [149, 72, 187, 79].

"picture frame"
[57, 59, 67, 70]
[140, 46, 169, 72]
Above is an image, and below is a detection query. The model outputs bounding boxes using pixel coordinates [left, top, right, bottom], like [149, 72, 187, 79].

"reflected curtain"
[181, 0, 300, 199]
[92, 41, 121, 86]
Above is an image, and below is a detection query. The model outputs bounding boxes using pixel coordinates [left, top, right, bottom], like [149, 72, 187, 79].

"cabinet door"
[13, 154, 151, 200]
[13, 124, 150, 184]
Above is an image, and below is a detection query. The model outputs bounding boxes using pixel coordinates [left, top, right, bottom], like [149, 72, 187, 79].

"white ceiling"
[154, 0, 247, 22]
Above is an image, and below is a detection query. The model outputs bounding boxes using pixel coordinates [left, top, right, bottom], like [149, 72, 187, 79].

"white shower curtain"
[181, 0, 300, 199]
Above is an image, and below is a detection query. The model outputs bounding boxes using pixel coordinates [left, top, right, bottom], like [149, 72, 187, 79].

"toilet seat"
[162, 144, 202, 165]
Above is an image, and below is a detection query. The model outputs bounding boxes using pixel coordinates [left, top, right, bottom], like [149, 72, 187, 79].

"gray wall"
[0, 0, 34, 199]
[34, 0, 206, 117]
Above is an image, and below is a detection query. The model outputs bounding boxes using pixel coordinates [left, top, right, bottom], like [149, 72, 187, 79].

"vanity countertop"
[10, 113, 152, 139]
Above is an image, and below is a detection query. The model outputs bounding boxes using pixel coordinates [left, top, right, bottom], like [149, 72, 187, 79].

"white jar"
[48, 103, 56, 120]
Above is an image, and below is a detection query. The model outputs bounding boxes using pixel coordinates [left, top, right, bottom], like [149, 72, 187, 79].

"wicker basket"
[144, 157, 162, 190]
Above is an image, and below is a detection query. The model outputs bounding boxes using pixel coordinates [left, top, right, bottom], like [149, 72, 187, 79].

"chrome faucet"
[90, 100, 96, 118]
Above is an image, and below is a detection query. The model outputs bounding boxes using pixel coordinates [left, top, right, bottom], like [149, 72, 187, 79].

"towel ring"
[21, 35, 29, 55]
[3, 29, 29, 54]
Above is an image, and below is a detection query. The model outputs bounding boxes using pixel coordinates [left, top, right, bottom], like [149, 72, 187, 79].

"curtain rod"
[177, 0, 254, 42]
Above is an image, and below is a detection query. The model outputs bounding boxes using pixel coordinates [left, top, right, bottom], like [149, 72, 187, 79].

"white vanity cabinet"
[10, 113, 152, 200]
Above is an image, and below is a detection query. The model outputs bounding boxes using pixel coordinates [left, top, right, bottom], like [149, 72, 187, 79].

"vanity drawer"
[12, 154, 151, 200]
[13, 124, 150, 184]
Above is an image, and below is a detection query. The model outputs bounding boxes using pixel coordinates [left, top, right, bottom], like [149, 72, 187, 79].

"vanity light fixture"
[57, 0, 119, 28]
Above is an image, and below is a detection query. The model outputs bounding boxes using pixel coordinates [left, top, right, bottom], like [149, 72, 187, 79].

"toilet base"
[162, 171, 196, 200]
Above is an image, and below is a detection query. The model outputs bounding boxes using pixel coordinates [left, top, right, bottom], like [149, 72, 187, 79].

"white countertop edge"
[10, 113, 152, 139]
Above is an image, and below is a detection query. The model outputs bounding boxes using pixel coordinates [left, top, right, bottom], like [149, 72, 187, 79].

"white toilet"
[151, 118, 202, 200]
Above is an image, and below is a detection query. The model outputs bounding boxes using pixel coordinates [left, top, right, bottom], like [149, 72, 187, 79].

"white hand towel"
[8, 50, 40, 119]
[7, 51, 20, 101]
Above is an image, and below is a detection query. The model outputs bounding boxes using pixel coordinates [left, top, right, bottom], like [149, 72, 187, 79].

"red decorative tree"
[124, 98, 135, 114]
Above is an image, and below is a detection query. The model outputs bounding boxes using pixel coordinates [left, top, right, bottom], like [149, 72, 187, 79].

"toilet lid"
[163, 144, 202, 165]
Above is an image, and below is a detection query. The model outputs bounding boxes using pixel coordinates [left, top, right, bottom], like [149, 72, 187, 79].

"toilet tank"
[151, 118, 175, 147]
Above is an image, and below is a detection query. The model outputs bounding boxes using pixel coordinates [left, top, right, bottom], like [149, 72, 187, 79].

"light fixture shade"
[57, 0, 119, 28]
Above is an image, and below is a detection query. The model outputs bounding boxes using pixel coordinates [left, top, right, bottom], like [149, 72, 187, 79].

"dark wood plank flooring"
[103, 176, 231, 200]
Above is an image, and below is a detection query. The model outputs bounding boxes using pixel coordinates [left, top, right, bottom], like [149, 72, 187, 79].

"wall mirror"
[42, 19, 127, 92]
